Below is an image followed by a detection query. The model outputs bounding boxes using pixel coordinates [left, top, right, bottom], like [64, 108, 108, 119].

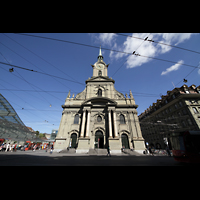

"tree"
[35, 131, 40, 136]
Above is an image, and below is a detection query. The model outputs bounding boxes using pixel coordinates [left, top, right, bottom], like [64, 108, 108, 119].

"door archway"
[121, 134, 130, 149]
[95, 130, 104, 149]
[70, 133, 77, 148]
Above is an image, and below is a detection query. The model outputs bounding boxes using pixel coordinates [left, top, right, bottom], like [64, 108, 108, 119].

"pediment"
[85, 76, 115, 83]
[82, 97, 117, 106]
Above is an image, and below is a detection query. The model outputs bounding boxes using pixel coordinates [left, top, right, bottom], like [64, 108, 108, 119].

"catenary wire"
[0, 61, 85, 85]
[112, 33, 151, 77]
[14, 33, 200, 70]
[2, 33, 79, 84]
[115, 33, 200, 55]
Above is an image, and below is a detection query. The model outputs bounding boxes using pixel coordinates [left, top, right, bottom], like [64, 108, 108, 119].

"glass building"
[0, 93, 41, 143]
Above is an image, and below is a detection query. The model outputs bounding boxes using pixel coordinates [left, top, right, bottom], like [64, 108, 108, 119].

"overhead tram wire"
[14, 33, 200, 71]
[115, 33, 200, 55]
[112, 33, 151, 77]
[3, 33, 80, 85]
[172, 62, 200, 90]
[0, 61, 85, 85]
[0, 88, 159, 98]
[0, 39, 82, 91]
[0, 52, 53, 105]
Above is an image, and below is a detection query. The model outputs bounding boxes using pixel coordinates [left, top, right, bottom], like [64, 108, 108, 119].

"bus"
[170, 131, 200, 163]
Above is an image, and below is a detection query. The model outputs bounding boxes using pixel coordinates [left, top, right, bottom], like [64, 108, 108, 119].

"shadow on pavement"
[0, 151, 190, 166]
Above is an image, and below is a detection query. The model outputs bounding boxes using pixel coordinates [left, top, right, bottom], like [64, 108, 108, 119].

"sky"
[0, 33, 200, 134]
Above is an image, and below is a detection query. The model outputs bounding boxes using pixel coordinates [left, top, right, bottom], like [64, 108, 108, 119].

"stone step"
[88, 148, 107, 155]
[122, 149, 142, 156]
[59, 148, 76, 154]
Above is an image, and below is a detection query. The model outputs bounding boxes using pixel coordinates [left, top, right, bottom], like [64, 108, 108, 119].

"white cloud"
[161, 60, 184, 75]
[94, 33, 196, 69]
[98, 33, 117, 46]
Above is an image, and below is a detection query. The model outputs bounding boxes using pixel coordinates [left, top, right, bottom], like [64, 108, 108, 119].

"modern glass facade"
[0, 93, 41, 142]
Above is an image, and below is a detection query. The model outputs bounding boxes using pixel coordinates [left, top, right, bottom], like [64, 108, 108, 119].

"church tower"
[54, 47, 145, 154]
[92, 46, 109, 77]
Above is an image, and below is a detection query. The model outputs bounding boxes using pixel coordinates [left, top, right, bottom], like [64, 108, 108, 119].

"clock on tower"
[92, 46, 109, 77]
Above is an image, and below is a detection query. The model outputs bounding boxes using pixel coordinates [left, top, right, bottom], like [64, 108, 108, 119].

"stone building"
[54, 47, 145, 153]
[138, 84, 200, 149]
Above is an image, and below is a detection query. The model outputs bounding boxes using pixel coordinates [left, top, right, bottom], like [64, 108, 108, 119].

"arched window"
[74, 114, 79, 124]
[97, 88, 102, 97]
[98, 70, 102, 76]
[97, 115, 102, 122]
[120, 114, 125, 124]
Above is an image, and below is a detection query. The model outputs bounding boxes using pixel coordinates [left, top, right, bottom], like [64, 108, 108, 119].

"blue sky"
[0, 33, 200, 134]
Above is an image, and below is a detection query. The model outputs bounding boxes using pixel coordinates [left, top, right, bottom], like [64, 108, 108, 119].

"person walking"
[50, 144, 54, 154]
[5, 143, 10, 152]
[149, 146, 154, 156]
[106, 145, 111, 157]
[166, 145, 171, 157]
[33, 144, 37, 151]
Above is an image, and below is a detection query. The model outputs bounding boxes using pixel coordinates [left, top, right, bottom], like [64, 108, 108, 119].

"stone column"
[108, 109, 113, 138]
[113, 110, 118, 138]
[80, 109, 86, 137]
[85, 109, 91, 138]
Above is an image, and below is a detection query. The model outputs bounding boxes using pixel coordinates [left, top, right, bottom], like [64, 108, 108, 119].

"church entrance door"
[95, 130, 104, 149]
[121, 134, 130, 149]
[71, 133, 77, 148]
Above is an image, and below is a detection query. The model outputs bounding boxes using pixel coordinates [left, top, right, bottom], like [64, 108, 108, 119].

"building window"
[179, 101, 183, 107]
[192, 107, 199, 114]
[98, 70, 102, 76]
[97, 89, 102, 97]
[120, 114, 126, 124]
[74, 114, 79, 124]
[182, 121, 187, 127]
[185, 89, 190, 94]
[187, 118, 193, 125]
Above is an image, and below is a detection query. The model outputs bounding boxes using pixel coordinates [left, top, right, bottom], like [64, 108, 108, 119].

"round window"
[97, 115, 102, 122]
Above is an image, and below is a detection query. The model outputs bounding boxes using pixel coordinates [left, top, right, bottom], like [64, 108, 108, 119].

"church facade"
[54, 47, 145, 153]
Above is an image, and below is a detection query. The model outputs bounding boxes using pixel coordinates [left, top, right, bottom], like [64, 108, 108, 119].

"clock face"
[96, 64, 104, 69]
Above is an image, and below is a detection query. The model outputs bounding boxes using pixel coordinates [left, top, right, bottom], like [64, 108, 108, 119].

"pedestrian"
[50, 144, 54, 154]
[130, 145, 133, 151]
[24, 144, 27, 151]
[5, 143, 10, 152]
[3, 143, 6, 152]
[33, 144, 37, 151]
[0, 142, 2, 152]
[121, 145, 125, 153]
[166, 146, 171, 157]
[106, 145, 111, 157]
[149, 146, 154, 156]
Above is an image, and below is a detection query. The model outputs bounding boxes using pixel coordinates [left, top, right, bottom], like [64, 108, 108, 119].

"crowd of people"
[0, 142, 19, 152]
[0, 142, 54, 153]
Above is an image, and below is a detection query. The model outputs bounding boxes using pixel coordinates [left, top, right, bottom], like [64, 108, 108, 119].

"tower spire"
[97, 45, 103, 61]
[99, 45, 102, 56]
